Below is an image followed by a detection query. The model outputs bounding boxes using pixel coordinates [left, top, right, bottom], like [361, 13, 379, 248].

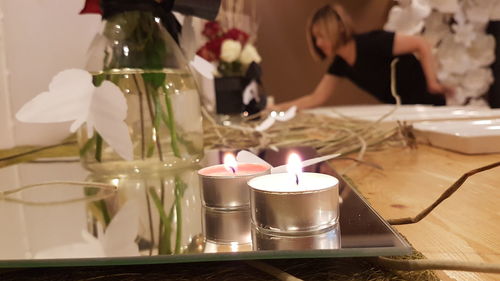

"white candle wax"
[248, 173, 338, 193]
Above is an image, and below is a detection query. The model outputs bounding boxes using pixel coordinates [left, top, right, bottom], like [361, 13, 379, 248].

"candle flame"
[286, 152, 302, 185]
[223, 153, 238, 174]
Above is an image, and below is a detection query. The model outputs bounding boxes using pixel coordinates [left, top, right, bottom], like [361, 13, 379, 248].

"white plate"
[306, 105, 500, 123]
[413, 119, 500, 154]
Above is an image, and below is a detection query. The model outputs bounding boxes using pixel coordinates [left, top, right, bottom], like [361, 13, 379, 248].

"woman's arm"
[268, 74, 339, 111]
[393, 34, 454, 96]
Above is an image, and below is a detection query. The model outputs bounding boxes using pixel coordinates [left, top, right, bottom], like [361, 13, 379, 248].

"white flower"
[423, 12, 451, 46]
[220, 39, 242, 62]
[446, 86, 467, 105]
[467, 33, 496, 67]
[16, 69, 133, 161]
[462, 67, 494, 96]
[437, 35, 470, 75]
[451, 22, 476, 47]
[464, 0, 496, 23]
[384, 0, 431, 35]
[428, 0, 459, 13]
[239, 44, 262, 65]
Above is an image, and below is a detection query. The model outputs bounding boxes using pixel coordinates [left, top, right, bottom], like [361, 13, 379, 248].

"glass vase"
[85, 166, 203, 256]
[79, 10, 203, 175]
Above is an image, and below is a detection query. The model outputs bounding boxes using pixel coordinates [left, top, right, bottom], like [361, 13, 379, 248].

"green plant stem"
[97, 200, 111, 225]
[95, 133, 103, 162]
[163, 89, 181, 157]
[174, 176, 182, 254]
[142, 81, 164, 161]
[157, 179, 166, 253]
[0, 141, 77, 163]
[144, 184, 155, 256]
[149, 187, 172, 254]
[138, 81, 146, 159]
[79, 136, 95, 157]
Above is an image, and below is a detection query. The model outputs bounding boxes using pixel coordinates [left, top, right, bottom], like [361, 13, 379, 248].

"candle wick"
[295, 174, 299, 185]
[230, 167, 236, 174]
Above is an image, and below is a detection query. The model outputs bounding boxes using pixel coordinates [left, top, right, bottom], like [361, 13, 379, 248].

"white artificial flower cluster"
[385, 0, 500, 106]
[220, 39, 262, 65]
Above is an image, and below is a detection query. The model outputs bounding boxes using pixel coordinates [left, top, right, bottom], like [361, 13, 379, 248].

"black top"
[328, 30, 445, 105]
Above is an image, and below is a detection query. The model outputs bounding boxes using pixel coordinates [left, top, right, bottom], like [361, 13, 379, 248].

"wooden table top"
[332, 144, 500, 281]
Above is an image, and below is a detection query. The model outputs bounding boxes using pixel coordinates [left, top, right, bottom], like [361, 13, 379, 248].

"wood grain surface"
[332, 145, 500, 281]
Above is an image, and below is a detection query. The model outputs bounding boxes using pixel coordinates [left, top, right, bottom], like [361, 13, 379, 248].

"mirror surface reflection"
[0, 148, 410, 266]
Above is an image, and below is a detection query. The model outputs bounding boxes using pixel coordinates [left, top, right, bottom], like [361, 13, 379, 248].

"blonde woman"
[270, 4, 453, 111]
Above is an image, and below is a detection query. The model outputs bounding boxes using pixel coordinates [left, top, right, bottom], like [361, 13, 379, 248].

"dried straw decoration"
[202, 108, 415, 159]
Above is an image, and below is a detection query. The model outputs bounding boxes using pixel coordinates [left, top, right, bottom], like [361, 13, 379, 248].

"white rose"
[220, 39, 242, 63]
[239, 44, 262, 65]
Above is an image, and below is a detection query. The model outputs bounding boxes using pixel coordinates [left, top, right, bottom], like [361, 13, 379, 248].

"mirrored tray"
[0, 147, 410, 267]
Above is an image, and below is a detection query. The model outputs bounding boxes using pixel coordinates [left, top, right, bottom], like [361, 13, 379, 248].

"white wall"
[1, 0, 100, 147]
[0, 0, 99, 259]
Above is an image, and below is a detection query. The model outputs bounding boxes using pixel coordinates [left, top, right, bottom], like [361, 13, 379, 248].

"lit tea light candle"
[198, 153, 271, 209]
[248, 153, 339, 234]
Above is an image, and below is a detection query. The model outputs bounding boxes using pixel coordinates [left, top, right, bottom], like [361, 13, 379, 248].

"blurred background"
[0, 0, 467, 149]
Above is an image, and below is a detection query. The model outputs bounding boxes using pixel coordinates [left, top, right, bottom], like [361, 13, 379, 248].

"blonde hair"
[307, 4, 353, 60]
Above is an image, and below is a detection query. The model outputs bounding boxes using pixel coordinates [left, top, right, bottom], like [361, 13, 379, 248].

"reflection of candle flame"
[286, 153, 302, 186]
[223, 153, 238, 174]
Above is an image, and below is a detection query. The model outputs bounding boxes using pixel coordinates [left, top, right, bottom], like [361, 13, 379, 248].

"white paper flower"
[239, 44, 262, 65]
[16, 69, 133, 160]
[220, 39, 242, 63]
[255, 106, 297, 132]
[423, 12, 451, 46]
[446, 86, 467, 105]
[467, 33, 496, 67]
[464, 0, 495, 23]
[451, 22, 476, 47]
[34, 201, 139, 259]
[462, 67, 494, 95]
[437, 35, 471, 75]
[384, 0, 431, 35]
[389, 0, 495, 106]
[428, 0, 459, 13]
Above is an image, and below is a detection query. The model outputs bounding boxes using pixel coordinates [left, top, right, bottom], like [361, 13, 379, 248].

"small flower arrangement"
[196, 21, 262, 77]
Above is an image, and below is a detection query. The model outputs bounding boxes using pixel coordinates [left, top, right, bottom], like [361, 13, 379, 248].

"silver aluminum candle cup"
[198, 163, 270, 210]
[252, 224, 340, 251]
[248, 173, 339, 234]
[202, 207, 252, 244]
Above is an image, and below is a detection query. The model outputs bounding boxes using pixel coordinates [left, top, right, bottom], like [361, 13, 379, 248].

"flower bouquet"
[196, 20, 266, 116]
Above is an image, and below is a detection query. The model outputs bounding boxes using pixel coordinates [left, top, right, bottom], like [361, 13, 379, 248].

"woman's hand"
[428, 81, 455, 98]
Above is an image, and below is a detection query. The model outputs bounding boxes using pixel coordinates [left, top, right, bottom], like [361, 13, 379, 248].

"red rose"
[196, 45, 217, 62]
[223, 28, 249, 45]
[196, 37, 223, 61]
[202, 21, 222, 40]
[80, 0, 102, 15]
[206, 37, 223, 57]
